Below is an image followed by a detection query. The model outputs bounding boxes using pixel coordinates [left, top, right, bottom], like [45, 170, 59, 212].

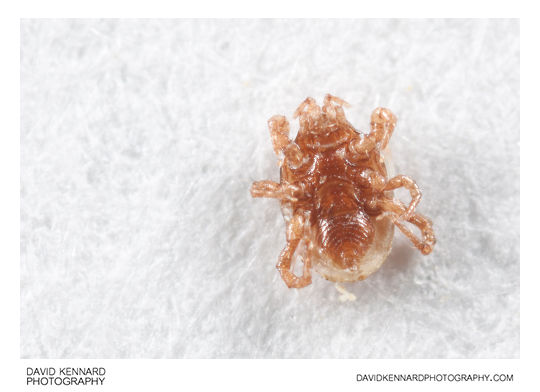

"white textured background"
[21, 19, 519, 358]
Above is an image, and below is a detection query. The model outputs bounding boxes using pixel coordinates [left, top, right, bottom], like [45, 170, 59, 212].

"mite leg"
[293, 97, 319, 119]
[354, 169, 421, 221]
[346, 108, 397, 158]
[293, 97, 322, 134]
[267, 115, 303, 168]
[323, 93, 350, 108]
[268, 115, 291, 158]
[370, 107, 397, 150]
[322, 94, 351, 124]
[355, 168, 387, 190]
[383, 175, 422, 221]
[276, 212, 312, 288]
[377, 197, 436, 255]
[348, 133, 377, 159]
[250, 180, 302, 202]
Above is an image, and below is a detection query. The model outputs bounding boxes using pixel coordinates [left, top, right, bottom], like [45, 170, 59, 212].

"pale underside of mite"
[280, 201, 394, 283]
[251, 94, 436, 289]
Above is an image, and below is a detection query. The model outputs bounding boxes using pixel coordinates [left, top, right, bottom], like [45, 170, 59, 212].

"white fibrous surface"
[21, 19, 519, 358]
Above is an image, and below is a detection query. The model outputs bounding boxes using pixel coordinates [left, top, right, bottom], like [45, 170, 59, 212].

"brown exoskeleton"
[251, 94, 435, 288]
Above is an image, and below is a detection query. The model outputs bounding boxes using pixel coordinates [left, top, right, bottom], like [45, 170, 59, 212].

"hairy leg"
[293, 97, 322, 134]
[323, 93, 350, 108]
[267, 115, 303, 168]
[377, 197, 436, 255]
[383, 175, 422, 221]
[370, 107, 397, 150]
[293, 97, 319, 119]
[276, 212, 312, 288]
[354, 169, 421, 221]
[250, 180, 301, 202]
[348, 107, 397, 157]
[322, 94, 350, 125]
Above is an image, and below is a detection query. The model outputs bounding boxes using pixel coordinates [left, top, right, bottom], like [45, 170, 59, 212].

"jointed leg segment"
[370, 107, 397, 150]
[276, 212, 312, 288]
[250, 180, 301, 202]
[268, 115, 303, 168]
[348, 107, 397, 158]
[322, 94, 350, 123]
[394, 217, 435, 255]
[377, 197, 435, 255]
[383, 175, 422, 221]
[357, 169, 422, 221]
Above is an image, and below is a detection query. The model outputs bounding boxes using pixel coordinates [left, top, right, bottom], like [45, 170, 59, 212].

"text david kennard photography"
[26, 367, 106, 386]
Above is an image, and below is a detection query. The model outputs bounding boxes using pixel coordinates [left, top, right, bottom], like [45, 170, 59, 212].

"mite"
[251, 95, 436, 289]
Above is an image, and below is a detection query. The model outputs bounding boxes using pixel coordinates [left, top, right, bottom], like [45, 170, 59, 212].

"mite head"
[294, 94, 356, 150]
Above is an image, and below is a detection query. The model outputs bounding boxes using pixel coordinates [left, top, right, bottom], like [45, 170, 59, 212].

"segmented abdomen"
[313, 180, 374, 269]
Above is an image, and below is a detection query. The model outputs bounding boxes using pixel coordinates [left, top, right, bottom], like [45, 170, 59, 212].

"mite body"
[251, 95, 435, 288]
